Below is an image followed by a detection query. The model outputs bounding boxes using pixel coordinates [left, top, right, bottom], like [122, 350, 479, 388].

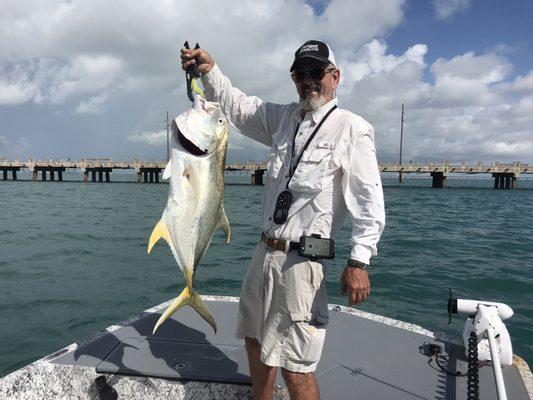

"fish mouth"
[177, 127, 208, 156]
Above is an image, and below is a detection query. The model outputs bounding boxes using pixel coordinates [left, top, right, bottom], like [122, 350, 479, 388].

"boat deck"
[1, 296, 531, 399]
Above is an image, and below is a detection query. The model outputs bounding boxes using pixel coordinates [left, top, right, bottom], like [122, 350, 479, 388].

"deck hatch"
[96, 337, 251, 384]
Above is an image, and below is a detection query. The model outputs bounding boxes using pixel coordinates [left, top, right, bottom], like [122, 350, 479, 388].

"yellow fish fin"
[218, 206, 231, 244]
[152, 286, 190, 334]
[152, 288, 217, 335]
[189, 291, 217, 334]
[147, 219, 171, 254]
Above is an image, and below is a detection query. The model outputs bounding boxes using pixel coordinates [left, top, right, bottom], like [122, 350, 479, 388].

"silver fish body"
[147, 95, 230, 334]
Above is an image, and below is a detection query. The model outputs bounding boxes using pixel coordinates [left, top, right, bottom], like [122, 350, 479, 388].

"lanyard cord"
[286, 105, 337, 189]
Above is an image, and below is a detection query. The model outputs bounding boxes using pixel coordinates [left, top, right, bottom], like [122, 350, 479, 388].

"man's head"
[290, 40, 340, 112]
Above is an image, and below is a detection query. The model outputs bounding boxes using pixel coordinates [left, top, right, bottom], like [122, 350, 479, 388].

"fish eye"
[218, 118, 223, 124]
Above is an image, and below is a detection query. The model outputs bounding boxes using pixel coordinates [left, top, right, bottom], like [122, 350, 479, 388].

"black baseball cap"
[290, 40, 337, 72]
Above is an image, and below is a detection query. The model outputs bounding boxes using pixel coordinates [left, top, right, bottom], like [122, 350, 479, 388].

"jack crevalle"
[147, 94, 230, 334]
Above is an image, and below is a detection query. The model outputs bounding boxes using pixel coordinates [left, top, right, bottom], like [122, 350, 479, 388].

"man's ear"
[333, 69, 340, 89]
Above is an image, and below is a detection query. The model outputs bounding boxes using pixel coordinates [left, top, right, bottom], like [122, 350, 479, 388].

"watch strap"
[347, 259, 368, 270]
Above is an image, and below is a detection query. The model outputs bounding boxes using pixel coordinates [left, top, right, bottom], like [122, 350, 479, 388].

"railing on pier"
[0, 159, 531, 188]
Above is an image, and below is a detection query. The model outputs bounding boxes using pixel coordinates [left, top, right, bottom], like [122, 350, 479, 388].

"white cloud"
[497, 71, 533, 95]
[75, 93, 108, 114]
[0, 0, 532, 164]
[127, 130, 166, 146]
[434, 0, 472, 20]
[0, 55, 122, 107]
[0, 133, 30, 158]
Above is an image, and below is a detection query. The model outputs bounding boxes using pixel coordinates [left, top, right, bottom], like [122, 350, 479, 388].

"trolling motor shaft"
[448, 290, 514, 400]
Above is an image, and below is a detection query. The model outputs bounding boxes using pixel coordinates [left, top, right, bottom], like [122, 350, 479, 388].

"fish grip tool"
[184, 41, 202, 102]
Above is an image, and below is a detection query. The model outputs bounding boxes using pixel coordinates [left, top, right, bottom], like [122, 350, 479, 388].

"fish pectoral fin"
[218, 206, 231, 244]
[190, 292, 217, 334]
[147, 219, 171, 254]
[162, 160, 172, 180]
[153, 287, 190, 335]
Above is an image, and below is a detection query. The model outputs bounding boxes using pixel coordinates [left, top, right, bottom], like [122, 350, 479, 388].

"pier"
[1, 159, 531, 188]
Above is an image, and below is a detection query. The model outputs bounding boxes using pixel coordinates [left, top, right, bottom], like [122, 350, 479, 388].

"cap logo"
[300, 44, 319, 54]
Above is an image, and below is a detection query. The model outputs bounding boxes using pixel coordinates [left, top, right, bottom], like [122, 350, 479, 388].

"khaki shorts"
[235, 242, 329, 373]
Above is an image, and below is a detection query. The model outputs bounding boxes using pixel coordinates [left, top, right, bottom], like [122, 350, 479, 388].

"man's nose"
[302, 71, 314, 83]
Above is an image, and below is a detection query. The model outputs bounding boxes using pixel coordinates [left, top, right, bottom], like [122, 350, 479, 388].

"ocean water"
[0, 172, 532, 378]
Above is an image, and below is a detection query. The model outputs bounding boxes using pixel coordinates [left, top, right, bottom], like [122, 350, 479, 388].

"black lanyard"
[286, 105, 337, 189]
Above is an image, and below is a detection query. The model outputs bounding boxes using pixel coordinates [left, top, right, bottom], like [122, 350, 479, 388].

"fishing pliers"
[184, 41, 203, 102]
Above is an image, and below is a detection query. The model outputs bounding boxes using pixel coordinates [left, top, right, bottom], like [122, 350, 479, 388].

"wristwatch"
[347, 259, 368, 270]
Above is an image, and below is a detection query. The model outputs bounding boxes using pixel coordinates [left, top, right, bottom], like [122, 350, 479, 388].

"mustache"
[302, 83, 322, 92]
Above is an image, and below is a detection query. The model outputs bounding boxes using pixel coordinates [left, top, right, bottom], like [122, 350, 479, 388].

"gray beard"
[300, 94, 327, 112]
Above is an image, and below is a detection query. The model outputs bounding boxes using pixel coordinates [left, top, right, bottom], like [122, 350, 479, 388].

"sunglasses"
[291, 67, 336, 82]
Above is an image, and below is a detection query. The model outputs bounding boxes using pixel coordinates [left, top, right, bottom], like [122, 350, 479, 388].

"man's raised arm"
[181, 47, 286, 147]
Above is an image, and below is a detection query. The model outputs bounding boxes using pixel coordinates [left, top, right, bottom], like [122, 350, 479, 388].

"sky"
[1, 0, 533, 164]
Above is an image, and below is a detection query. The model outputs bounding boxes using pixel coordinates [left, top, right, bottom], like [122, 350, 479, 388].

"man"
[181, 40, 385, 400]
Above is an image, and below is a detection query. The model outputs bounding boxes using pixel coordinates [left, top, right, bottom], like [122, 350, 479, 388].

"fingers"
[180, 48, 200, 70]
[348, 287, 369, 306]
[342, 267, 371, 306]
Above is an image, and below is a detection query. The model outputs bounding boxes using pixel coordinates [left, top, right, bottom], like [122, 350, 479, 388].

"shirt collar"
[296, 97, 338, 124]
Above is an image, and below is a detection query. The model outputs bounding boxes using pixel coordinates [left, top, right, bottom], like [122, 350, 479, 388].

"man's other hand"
[180, 47, 215, 75]
[340, 267, 370, 306]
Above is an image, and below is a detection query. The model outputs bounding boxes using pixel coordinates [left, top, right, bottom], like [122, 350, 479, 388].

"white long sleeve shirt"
[202, 64, 385, 264]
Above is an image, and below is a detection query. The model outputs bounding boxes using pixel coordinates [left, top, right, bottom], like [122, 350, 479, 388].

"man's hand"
[180, 47, 215, 75]
[340, 266, 370, 306]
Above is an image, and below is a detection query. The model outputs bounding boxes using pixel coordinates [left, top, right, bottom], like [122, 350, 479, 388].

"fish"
[147, 93, 230, 335]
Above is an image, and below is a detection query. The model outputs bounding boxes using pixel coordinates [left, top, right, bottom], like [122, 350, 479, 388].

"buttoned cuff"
[350, 244, 372, 265]
[201, 63, 224, 98]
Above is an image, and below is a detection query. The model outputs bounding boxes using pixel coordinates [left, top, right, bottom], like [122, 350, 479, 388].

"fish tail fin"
[147, 219, 171, 254]
[190, 291, 217, 334]
[152, 286, 190, 334]
[152, 287, 217, 335]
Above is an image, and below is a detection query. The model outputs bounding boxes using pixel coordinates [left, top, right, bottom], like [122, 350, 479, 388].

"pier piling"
[91, 171, 96, 182]
[492, 173, 516, 189]
[42, 171, 47, 181]
[2, 170, 7, 180]
[430, 172, 447, 188]
[50, 170, 55, 181]
[32, 170, 37, 181]
[251, 169, 265, 185]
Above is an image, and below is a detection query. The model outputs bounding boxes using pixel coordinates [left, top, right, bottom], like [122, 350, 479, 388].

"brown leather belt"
[261, 232, 300, 252]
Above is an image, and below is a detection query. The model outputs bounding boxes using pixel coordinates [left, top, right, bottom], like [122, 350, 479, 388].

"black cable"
[427, 343, 466, 377]
[435, 354, 465, 376]
[466, 332, 480, 400]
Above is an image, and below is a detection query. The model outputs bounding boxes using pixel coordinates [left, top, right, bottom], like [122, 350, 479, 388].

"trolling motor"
[448, 289, 514, 400]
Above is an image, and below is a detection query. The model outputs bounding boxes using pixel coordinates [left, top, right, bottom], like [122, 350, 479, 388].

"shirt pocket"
[288, 141, 334, 192]
[267, 141, 288, 179]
